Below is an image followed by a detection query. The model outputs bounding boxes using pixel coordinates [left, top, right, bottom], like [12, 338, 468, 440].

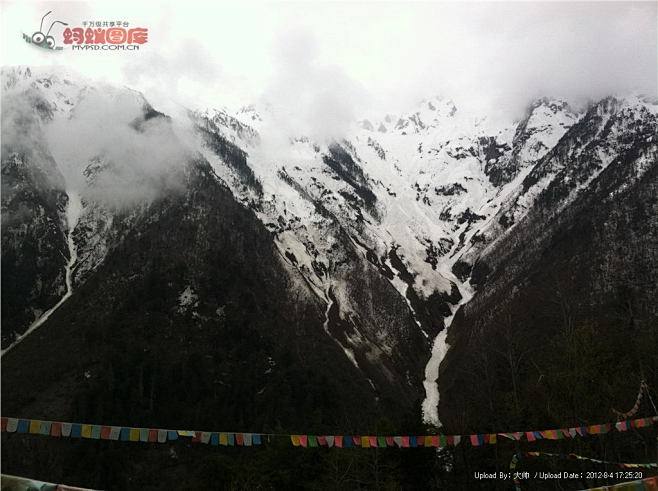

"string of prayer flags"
[2, 415, 657, 449]
[613, 380, 648, 420]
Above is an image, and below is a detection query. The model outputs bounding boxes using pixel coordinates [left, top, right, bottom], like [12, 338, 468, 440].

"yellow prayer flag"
[129, 428, 140, 441]
[220, 432, 228, 446]
[29, 420, 41, 434]
[81, 425, 92, 438]
[291, 435, 300, 447]
[361, 436, 370, 448]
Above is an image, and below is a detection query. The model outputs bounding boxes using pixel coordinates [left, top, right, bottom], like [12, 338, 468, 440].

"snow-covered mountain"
[2, 66, 656, 432]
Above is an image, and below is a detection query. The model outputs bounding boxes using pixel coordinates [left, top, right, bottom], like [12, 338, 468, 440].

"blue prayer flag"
[17, 420, 29, 433]
[71, 424, 82, 438]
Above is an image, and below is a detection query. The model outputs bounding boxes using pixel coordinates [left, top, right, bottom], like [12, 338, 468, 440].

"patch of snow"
[178, 285, 199, 308]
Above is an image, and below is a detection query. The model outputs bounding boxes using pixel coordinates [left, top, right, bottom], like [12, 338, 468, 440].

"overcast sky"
[1, 1, 656, 122]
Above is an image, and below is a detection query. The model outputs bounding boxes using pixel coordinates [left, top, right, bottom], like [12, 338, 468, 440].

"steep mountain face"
[1, 68, 71, 347]
[2, 63, 656, 473]
[439, 95, 658, 432]
[1, 67, 428, 432]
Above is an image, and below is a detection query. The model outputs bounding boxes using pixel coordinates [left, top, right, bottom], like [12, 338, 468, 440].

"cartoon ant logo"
[28, 11, 68, 50]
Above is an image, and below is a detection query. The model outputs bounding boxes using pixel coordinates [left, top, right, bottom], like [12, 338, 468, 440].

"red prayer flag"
[100, 426, 111, 439]
[192, 431, 201, 442]
[236, 433, 245, 446]
[369, 436, 377, 447]
[417, 436, 425, 446]
[353, 436, 361, 446]
[317, 436, 327, 446]
[148, 429, 158, 442]
[526, 432, 536, 442]
[401, 436, 410, 448]
[51, 422, 62, 437]
[430, 436, 440, 447]
[335, 436, 344, 448]
[386, 436, 394, 446]
[1, 417, 7, 432]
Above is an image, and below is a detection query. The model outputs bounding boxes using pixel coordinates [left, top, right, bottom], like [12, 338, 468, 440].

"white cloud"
[1, 1, 656, 127]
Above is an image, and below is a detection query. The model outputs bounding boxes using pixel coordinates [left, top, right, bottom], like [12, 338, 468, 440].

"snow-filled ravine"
[1, 191, 82, 356]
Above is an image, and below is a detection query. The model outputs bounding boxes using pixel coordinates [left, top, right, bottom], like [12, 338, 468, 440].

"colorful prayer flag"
[100, 426, 111, 440]
[51, 422, 62, 437]
[60, 423, 72, 437]
[80, 424, 92, 438]
[71, 424, 82, 438]
[110, 426, 121, 440]
[29, 420, 41, 434]
[90, 425, 101, 439]
[39, 421, 51, 436]
[6, 418, 18, 433]
[471, 434, 484, 446]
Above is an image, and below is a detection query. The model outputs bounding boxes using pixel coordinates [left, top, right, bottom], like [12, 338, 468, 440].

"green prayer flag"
[308, 435, 318, 447]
